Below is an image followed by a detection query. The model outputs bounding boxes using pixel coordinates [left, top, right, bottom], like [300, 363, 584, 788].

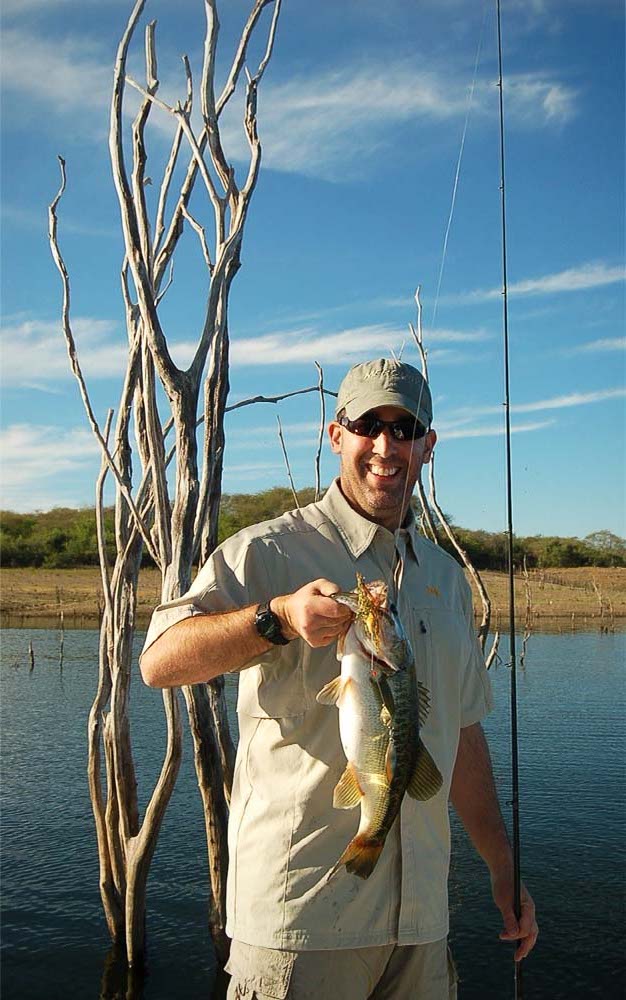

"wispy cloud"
[2, 21, 578, 179]
[0, 424, 98, 510]
[1, 203, 118, 239]
[0, 316, 126, 384]
[446, 262, 625, 304]
[438, 419, 555, 440]
[566, 337, 626, 356]
[223, 324, 488, 368]
[446, 387, 625, 422]
[222, 66, 577, 178]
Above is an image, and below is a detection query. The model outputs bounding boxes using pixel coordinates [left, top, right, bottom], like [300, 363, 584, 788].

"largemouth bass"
[316, 574, 442, 879]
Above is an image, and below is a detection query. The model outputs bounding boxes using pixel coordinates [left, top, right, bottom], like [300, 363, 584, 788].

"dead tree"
[49, 0, 283, 968]
[410, 287, 500, 669]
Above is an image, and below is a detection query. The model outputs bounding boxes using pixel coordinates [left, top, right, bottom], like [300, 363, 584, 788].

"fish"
[316, 574, 442, 879]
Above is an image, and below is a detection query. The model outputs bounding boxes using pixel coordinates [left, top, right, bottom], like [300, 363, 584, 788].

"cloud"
[510, 388, 626, 413]
[566, 337, 626, 355]
[222, 324, 487, 368]
[1, 203, 118, 239]
[447, 387, 625, 422]
[2, 20, 578, 179]
[0, 424, 99, 510]
[0, 316, 127, 384]
[221, 66, 577, 179]
[446, 262, 625, 304]
[438, 419, 554, 440]
[0, 28, 111, 123]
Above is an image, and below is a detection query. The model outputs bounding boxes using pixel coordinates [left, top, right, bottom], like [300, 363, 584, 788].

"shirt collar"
[319, 479, 421, 563]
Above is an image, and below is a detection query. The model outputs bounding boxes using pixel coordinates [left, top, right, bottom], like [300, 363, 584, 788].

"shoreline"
[1, 566, 624, 630]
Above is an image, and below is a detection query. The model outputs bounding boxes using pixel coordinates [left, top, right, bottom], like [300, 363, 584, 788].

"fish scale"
[316, 575, 443, 879]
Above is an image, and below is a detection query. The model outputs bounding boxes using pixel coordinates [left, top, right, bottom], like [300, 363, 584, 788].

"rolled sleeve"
[141, 535, 276, 657]
[459, 579, 494, 727]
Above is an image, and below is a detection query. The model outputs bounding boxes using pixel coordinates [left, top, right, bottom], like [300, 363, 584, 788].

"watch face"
[255, 603, 288, 645]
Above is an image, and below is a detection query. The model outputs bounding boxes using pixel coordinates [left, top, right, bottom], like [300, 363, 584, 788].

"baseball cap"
[336, 358, 433, 427]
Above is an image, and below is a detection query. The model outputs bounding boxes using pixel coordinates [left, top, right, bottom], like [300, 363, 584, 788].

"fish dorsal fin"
[406, 740, 443, 801]
[316, 675, 346, 706]
[417, 681, 431, 725]
[333, 762, 363, 809]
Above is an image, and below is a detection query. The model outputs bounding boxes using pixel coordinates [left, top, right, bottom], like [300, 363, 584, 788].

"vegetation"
[1, 490, 624, 570]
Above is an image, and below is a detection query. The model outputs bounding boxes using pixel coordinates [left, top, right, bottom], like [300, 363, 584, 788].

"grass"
[1, 565, 625, 627]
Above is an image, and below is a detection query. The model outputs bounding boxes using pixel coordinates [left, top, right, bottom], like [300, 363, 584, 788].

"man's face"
[328, 405, 437, 531]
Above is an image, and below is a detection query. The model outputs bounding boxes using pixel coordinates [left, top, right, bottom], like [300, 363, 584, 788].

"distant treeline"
[1, 486, 625, 570]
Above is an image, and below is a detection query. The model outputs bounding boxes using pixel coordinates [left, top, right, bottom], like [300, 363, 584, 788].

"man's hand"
[491, 867, 538, 962]
[272, 579, 353, 647]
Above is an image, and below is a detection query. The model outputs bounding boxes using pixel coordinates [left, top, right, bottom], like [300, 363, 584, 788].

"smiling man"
[140, 358, 538, 999]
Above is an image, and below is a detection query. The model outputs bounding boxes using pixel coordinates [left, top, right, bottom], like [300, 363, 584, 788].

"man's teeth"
[369, 466, 400, 478]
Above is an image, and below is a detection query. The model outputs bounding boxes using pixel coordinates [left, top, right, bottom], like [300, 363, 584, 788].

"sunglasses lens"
[341, 416, 427, 440]
[350, 418, 380, 437]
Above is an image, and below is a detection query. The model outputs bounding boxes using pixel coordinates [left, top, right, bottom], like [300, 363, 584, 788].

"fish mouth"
[331, 592, 360, 613]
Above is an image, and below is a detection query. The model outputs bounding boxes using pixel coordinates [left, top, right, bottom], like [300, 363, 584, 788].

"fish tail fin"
[406, 739, 443, 800]
[335, 835, 385, 880]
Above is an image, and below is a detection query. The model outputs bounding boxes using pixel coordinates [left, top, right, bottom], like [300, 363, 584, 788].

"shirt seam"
[279, 741, 308, 948]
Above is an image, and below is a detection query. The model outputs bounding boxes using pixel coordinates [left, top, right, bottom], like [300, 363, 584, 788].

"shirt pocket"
[236, 640, 308, 719]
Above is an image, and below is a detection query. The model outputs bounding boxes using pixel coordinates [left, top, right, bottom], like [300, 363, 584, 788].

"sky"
[1, 0, 624, 539]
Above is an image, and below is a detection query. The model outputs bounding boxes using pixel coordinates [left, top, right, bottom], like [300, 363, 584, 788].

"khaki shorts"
[225, 938, 458, 1000]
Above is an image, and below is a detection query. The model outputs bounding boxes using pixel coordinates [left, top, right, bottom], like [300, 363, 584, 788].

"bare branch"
[96, 410, 115, 624]
[181, 205, 214, 272]
[155, 260, 174, 307]
[109, 1, 180, 392]
[226, 384, 337, 414]
[276, 415, 300, 508]
[125, 76, 224, 235]
[48, 158, 160, 566]
[215, 0, 274, 116]
[314, 362, 326, 501]
[250, 0, 282, 86]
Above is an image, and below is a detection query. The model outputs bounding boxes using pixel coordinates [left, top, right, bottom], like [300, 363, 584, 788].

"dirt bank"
[1, 566, 624, 629]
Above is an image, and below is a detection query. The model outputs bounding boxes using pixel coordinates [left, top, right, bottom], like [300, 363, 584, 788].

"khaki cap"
[336, 358, 433, 426]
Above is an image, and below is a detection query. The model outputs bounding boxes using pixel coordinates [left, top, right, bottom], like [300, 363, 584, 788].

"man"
[141, 358, 538, 999]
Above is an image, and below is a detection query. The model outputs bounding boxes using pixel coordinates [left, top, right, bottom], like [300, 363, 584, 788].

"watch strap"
[254, 600, 291, 646]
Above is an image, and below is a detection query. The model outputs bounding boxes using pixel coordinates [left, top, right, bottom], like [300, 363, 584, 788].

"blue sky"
[1, 0, 624, 538]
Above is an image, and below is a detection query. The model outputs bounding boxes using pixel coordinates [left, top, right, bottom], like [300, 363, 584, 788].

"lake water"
[1, 627, 624, 999]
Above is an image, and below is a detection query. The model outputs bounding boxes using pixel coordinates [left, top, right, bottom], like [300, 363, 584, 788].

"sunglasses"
[338, 414, 428, 442]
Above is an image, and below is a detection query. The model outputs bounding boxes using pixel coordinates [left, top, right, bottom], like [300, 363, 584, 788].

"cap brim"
[342, 390, 431, 426]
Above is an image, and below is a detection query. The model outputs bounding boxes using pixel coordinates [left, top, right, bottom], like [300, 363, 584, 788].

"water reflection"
[1, 627, 624, 999]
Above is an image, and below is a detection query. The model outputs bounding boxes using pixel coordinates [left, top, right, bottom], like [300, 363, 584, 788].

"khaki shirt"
[143, 480, 493, 951]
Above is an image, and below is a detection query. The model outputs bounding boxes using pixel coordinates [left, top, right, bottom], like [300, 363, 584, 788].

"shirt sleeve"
[458, 576, 494, 727]
[141, 532, 281, 663]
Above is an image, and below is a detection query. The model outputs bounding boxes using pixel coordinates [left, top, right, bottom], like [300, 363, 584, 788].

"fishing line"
[431, 0, 488, 331]
[496, 1, 524, 996]
[385, 3, 488, 605]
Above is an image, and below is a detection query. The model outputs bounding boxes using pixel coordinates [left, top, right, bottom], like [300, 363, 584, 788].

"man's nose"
[371, 429, 397, 456]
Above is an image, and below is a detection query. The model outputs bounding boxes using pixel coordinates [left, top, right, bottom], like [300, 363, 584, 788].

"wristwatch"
[254, 600, 291, 645]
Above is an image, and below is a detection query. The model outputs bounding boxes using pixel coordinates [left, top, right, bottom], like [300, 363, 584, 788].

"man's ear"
[422, 429, 437, 464]
[328, 421, 342, 455]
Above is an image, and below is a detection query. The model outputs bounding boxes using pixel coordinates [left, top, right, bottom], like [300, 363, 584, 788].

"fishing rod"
[496, 1, 523, 997]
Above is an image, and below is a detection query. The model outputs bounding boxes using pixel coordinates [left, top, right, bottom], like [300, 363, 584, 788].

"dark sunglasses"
[338, 414, 428, 442]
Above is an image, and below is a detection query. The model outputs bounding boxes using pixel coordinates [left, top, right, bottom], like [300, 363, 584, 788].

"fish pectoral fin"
[316, 675, 346, 706]
[417, 682, 431, 725]
[384, 741, 397, 784]
[406, 740, 443, 800]
[333, 762, 363, 809]
[380, 706, 392, 727]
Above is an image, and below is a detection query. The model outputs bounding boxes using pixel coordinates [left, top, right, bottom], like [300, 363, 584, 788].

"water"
[1, 628, 624, 999]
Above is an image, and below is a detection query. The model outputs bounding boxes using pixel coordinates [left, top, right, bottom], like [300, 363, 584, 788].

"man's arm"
[449, 721, 538, 961]
[140, 578, 351, 688]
